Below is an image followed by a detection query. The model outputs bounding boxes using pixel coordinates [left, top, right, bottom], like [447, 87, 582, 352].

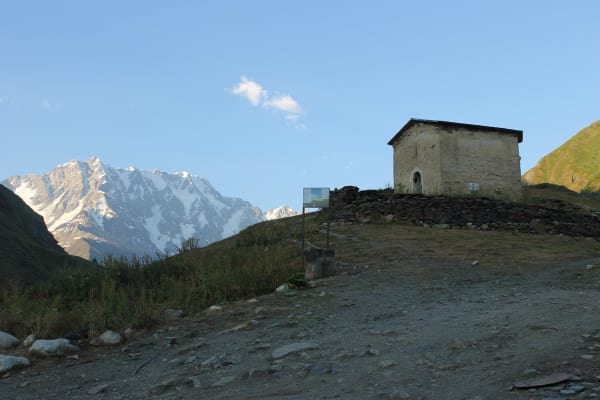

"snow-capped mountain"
[2, 157, 264, 260]
[264, 205, 298, 220]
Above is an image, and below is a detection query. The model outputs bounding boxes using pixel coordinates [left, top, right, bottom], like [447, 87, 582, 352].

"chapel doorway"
[413, 172, 422, 194]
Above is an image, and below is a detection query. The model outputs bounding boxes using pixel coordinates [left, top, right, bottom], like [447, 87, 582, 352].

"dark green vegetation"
[0, 185, 88, 286]
[0, 215, 310, 339]
[523, 120, 600, 193]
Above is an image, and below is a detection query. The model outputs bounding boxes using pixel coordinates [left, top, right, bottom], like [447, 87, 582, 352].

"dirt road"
[2, 224, 600, 399]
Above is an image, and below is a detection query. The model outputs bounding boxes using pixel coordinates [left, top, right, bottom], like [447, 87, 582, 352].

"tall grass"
[0, 216, 312, 339]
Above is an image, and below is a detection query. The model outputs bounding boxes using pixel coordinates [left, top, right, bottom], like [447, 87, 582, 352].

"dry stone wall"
[328, 186, 600, 239]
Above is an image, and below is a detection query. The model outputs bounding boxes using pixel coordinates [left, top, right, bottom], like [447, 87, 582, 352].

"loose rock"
[272, 342, 317, 359]
[23, 334, 37, 347]
[0, 354, 30, 373]
[0, 331, 19, 349]
[29, 339, 79, 357]
[212, 376, 235, 387]
[87, 383, 109, 395]
[96, 330, 123, 345]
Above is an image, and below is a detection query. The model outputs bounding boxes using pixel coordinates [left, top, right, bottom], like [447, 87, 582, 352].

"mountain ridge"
[0, 184, 87, 285]
[523, 120, 600, 193]
[3, 158, 265, 260]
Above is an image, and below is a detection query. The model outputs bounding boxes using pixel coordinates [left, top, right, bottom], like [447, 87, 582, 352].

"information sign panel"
[303, 187, 330, 208]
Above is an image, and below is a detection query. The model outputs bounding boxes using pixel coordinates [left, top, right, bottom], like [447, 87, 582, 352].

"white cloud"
[265, 94, 302, 114]
[232, 76, 267, 106]
[41, 99, 51, 109]
[231, 76, 304, 124]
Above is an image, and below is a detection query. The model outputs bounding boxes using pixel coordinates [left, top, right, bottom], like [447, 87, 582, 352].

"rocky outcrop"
[329, 186, 600, 239]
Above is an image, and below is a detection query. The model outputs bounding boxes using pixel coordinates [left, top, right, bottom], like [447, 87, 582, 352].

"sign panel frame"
[303, 187, 330, 208]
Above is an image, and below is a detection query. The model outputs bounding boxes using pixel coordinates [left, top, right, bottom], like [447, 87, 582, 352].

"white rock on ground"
[0, 354, 30, 373]
[271, 342, 317, 359]
[23, 334, 37, 347]
[97, 330, 123, 345]
[0, 331, 19, 349]
[28, 339, 79, 357]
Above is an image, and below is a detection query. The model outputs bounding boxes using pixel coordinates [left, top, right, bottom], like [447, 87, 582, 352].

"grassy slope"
[0, 185, 88, 286]
[0, 213, 309, 338]
[523, 120, 600, 192]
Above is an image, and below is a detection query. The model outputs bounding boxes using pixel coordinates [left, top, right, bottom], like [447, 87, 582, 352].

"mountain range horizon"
[2, 157, 298, 260]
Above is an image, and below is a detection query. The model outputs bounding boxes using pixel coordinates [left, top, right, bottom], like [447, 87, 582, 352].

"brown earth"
[2, 223, 600, 400]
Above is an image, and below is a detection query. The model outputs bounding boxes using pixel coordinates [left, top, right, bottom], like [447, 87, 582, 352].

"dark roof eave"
[387, 118, 523, 145]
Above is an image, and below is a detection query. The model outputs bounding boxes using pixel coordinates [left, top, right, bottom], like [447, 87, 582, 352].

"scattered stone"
[29, 339, 79, 357]
[379, 360, 396, 369]
[149, 377, 183, 395]
[310, 361, 337, 375]
[208, 305, 222, 312]
[96, 330, 123, 345]
[247, 298, 258, 303]
[218, 322, 251, 335]
[246, 368, 269, 379]
[276, 284, 290, 293]
[272, 342, 317, 359]
[272, 371, 291, 379]
[22, 334, 36, 347]
[201, 354, 237, 369]
[177, 340, 207, 355]
[433, 223, 450, 229]
[523, 368, 538, 375]
[212, 376, 235, 387]
[0, 332, 19, 349]
[472, 260, 479, 266]
[378, 390, 411, 400]
[513, 372, 572, 389]
[363, 347, 380, 356]
[123, 328, 134, 338]
[201, 356, 218, 367]
[87, 383, 109, 395]
[581, 354, 594, 360]
[0, 354, 30, 373]
[187, 376, 204, 388]
[164, 309, 184, 321]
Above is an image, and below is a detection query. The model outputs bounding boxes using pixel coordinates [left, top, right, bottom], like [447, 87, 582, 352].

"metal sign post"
[302, 187, 330, 255]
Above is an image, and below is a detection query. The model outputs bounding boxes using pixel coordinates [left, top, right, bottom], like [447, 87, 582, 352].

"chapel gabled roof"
[387, 118, 523, 145]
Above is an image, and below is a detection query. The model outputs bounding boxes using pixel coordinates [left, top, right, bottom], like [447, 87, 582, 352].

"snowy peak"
[3, 157, 264, 260]
[265, 205, 299, 220]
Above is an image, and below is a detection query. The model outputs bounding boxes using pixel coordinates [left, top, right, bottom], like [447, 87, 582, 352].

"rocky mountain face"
[523, 120, 600, 193]
[264, 205, 298, 220]
[2, 158, 265, 260]
[0, 184, 86, 285]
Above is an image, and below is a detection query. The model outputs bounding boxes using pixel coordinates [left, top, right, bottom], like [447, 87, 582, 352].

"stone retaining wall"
[328, 186, 600, 239]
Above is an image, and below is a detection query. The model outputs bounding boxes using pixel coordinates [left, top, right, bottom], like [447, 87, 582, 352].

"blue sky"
[1, 1, 599, 211]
